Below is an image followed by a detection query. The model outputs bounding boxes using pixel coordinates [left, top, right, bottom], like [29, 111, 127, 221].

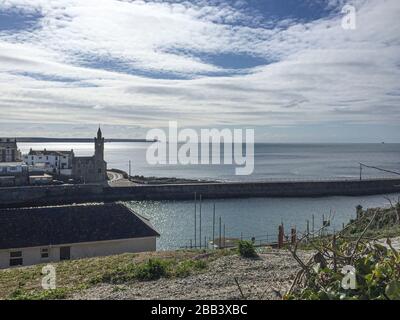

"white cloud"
[0, 0, 399, 139]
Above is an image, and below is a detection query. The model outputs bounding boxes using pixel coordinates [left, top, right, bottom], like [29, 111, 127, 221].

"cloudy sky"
[0, 0, 399, 142]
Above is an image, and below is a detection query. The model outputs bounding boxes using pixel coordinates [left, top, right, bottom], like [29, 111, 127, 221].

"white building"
[23, 149, 74, 175]
[0, 203, 159, 269]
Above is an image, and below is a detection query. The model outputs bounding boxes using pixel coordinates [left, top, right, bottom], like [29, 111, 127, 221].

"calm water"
[19, 142, 400, 181]
[126, 195, 399, 250]
[19, 142, 400, 250]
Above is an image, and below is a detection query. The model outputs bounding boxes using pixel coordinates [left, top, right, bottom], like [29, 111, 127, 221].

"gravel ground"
[72, 249, 311, 300]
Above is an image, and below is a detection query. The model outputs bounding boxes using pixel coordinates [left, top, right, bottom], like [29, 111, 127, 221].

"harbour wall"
[1, 178, 400, 208]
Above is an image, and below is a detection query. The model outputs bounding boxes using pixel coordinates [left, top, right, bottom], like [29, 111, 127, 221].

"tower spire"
[97, 125, 102, 139]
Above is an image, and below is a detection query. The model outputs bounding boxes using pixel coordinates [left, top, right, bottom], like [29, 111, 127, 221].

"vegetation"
[9, 288, 70, 300]
[286, 241, 399, 300]
[343, 203, 400, 239]
[285, 203, 400, 300]
[238, 240, 258, 258]
[0, 250, 229, 300]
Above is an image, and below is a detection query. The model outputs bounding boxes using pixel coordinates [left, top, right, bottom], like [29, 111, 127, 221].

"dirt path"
[72, 249, 311, 300]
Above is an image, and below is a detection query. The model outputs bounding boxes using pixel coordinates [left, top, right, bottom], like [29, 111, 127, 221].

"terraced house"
[23, 149, 74, 175]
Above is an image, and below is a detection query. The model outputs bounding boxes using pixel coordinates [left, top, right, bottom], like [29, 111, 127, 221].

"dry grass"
[0, 249, 230, 300]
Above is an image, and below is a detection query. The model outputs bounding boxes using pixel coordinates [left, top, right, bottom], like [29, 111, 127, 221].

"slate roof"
[0, 203, 160, 250]
[27, 150, 73, 156]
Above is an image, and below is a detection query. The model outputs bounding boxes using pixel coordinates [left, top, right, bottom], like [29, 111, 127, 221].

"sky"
[0, 0, 399, 142]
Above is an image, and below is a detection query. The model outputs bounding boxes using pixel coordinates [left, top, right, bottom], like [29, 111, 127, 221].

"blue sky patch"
[235, 0, 342, 26]
[0, 9, 42, 32]
[77, 54, 191, 80]
[198, 52, 272, 70]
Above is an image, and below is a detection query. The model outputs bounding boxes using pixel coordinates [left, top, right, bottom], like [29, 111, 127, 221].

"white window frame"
[9, 251, 23, 266]
[40, 247, 50, 259]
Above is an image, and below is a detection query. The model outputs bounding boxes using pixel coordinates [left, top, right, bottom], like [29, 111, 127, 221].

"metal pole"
[359, 163, 362, 181]
[129, 160, 131, 178]
[219, 216, 222, 249]
[195, 198, 198, 249]
[312, 214, 315, 239]
[212, 203, 215, 248]
[223, 224, 226, 248]
[199, 194, 202, 249]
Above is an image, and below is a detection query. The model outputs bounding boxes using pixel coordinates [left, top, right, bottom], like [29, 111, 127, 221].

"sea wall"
[1, 179, 400, 208]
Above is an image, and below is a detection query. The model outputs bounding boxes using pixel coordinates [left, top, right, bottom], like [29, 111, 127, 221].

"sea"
[19, 142, 400, 250]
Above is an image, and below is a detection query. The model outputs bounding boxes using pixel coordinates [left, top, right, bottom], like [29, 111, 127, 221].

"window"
[9, 251, 23, 266]
[40, 248, 49, 259]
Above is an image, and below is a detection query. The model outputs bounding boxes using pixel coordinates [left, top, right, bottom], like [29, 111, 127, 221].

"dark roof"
[27, 150, 73, 156]
[0, 203, 159, 250]
[0, 139, 17, 147]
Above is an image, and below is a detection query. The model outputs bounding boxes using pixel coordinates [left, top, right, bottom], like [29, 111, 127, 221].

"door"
[60, 246, 71, 260]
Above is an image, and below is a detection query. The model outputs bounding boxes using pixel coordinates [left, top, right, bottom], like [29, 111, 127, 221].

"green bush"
[286, 243, 400, 300]
[238, 240, 258, 258]
[135, 258, 169, 281]
[91, 257, 209, 284]
[174, 259, 208, 278]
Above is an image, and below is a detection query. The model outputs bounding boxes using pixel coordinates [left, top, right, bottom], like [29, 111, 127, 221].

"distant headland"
[15, 137, 157, 143]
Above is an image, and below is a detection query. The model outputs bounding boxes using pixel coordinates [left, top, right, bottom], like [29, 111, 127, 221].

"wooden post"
[332, 233, 337, 273]
[291, 228, 297, 245]
[278, 225, 284, 249]
[190, 239, 192, 249]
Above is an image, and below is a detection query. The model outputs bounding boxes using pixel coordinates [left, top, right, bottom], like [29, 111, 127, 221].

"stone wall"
[1, 179, 400, 208]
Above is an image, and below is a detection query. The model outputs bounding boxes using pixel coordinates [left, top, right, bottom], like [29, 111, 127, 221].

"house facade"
[23, 149, 74, 175]
[0, 203, 159, 269]
[72, 128, 107, 183]
[0, 138, 21, 162]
